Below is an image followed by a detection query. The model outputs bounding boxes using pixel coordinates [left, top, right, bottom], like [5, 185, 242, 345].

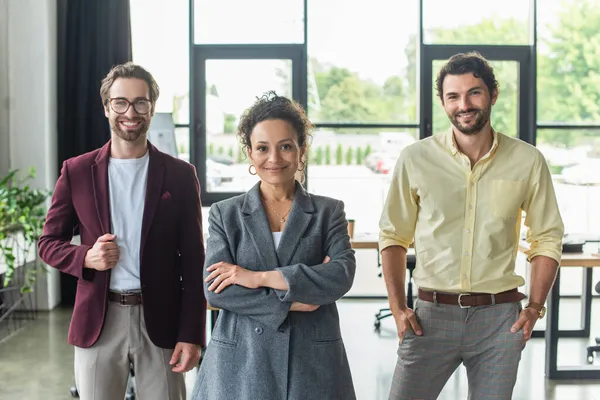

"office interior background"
[1, 0, 600, 398]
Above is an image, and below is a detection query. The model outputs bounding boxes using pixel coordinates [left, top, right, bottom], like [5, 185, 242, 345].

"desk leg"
[582, 268, 592, 338]
[545, 268, 560, 378]
[533, 266, 593, 339]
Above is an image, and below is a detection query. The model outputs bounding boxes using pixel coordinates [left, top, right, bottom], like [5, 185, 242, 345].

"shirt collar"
[444, 128, 499, 157]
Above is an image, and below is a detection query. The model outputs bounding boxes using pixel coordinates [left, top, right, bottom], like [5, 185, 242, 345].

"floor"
[1, 299, 600, 400]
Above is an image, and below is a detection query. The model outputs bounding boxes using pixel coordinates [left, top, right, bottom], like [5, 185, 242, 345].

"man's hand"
[169, 342, 201, 373]
[395, 306, 422, 342]
[290, 302, 320, 312]
[205, 262, 261, 293]
[84, 234, 119, 271]
[510, 307, 539, 343]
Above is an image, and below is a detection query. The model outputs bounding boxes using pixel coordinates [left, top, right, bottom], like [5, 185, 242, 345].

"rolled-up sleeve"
[378, 149, 419, 252]
[522, 151, 564, 264]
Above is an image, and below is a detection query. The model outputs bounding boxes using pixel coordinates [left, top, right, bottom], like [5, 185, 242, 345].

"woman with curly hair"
[190, 92, 356, 400]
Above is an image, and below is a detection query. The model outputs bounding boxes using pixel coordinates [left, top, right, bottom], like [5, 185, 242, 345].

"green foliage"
[325, 145, 332, 165]
[313, 146, 324, 165]
[227, 147, 234, 159]
[364, 144, 372, 159]
[217, 145, 224, 155]
[224, 113, 237, 134]
[311, 60, 411, 129]
[356, 147, 364, 164]
[345, 147, 354, 165]
[335, 144, 343, 165]
[208, 143, 215, 157]
[0, 168, 50, 292]
[237, 146, 246, 163]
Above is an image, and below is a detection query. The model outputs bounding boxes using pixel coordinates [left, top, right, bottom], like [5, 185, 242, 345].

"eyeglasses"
[107, 97, 152, 115]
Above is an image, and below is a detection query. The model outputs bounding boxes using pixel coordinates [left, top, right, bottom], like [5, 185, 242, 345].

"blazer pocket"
[210, 311, 238, 348]
[491, 180, 526, 220]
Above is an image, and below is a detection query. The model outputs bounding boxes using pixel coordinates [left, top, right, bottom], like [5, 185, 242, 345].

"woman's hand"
[205, 262, 261, 293]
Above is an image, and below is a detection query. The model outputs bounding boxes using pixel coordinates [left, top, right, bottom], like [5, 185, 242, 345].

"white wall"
[5, 0, 59, 310]
[0, 0, 10, 178]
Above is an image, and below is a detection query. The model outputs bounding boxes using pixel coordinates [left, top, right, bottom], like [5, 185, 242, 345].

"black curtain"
[57, 0, 132, 305]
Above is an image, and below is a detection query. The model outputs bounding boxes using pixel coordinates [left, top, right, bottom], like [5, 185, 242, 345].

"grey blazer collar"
[242, 181, 315, 268]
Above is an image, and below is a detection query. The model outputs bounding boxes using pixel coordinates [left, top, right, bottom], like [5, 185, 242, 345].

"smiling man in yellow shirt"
[380, 52, 564, 400]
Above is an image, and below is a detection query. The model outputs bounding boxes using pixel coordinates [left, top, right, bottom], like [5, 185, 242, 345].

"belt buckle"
[120, 294, 128, 305]
[458, 293, 471, 309]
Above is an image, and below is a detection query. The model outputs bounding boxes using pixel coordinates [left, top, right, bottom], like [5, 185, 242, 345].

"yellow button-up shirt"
[379, 129, 564, 294]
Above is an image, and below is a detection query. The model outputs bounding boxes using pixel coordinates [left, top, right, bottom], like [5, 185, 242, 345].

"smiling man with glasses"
[39, 62, 207, 400]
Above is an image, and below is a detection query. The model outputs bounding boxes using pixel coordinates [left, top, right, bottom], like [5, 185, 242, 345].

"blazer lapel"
[91, 141, 112, 234]
[242, 182, 279, 270]
[277, 182, 314, 267]
[140, 143, 165, 250]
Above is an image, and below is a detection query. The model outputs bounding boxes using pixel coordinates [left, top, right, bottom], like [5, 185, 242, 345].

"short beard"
[449, 103, 491, 135]
[110, 119, 148, 142]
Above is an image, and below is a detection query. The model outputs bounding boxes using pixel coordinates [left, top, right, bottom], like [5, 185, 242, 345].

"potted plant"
[0, 168, 50, 293]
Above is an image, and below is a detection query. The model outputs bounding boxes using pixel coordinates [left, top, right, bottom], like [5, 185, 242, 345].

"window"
[308, 128, 419, 235]
[203, 59, 293, 193]
[131, 0, 190, 159]
[308, 0, 419, 125]
[193, 0, 304, 44]
[307, 0, 419, 237]
[537, 128, 600, 235]
[537, 0, 600, 124]
[536, 0, 600, 236]
[423, 0, 531, 45]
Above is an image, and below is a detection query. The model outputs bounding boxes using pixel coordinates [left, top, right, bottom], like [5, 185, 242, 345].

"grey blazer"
[191, 181, 356, 400]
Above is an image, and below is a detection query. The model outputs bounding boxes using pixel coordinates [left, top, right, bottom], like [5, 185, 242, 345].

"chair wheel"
[587, 351, 594, 364]
[126, 395, 135, 400]
[69, 387, 79, 397]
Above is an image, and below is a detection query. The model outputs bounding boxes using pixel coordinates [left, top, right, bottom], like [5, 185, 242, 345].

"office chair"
[374, 254, 416, 331]
[586, 281, 600, 363]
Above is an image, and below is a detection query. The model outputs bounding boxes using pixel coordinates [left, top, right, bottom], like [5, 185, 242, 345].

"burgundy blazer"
[38, 141, 206, 349]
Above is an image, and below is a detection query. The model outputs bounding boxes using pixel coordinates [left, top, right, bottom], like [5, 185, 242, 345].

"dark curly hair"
[237, 91, 313, 156]
[436, 52, 499, 102]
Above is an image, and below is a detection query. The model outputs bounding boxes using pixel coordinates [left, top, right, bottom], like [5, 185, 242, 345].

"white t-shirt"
[272, 232, 282, 250]
[108, 151, 150, 291]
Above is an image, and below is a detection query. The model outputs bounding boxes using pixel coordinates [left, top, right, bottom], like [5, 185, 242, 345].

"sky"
[129, 0, 568, 118]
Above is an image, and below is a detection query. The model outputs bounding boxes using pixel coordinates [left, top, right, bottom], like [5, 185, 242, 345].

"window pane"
[204, 59, 293, 193]
[130, 0, 189, 125]
[308, 0, 419, 124]
[308, 128, 419, 235]
[537, 0, 600, 124]
[431, 60, 518, 137]
[423, 0, 531, 45]
[537, 128, 600, 235]
[194, 0, 304, 44]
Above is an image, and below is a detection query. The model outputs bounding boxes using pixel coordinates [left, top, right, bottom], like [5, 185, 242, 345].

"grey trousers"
[74, 301, 186, 400]
[389, 299, 525, 400]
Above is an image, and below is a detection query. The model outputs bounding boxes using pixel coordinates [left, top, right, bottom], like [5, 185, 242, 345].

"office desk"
[350, 237, 416, 310]
[519, 241, 600, 379]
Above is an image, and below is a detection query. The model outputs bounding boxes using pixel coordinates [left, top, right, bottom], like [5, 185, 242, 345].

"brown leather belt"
[108, 291, 142, 306]
[418, 288, 525, 308]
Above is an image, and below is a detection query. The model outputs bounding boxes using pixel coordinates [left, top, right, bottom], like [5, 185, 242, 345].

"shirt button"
[462, 275, 468, 280]
[468, 204, 473, 210]
[465, 251, 470, 256]
[466, 229, 471, 234]
[255, 327, 263, 335]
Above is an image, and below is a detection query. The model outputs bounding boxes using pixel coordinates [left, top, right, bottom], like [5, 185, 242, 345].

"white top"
[108, 151, 150, 291]
[272, 232, 283, 249]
